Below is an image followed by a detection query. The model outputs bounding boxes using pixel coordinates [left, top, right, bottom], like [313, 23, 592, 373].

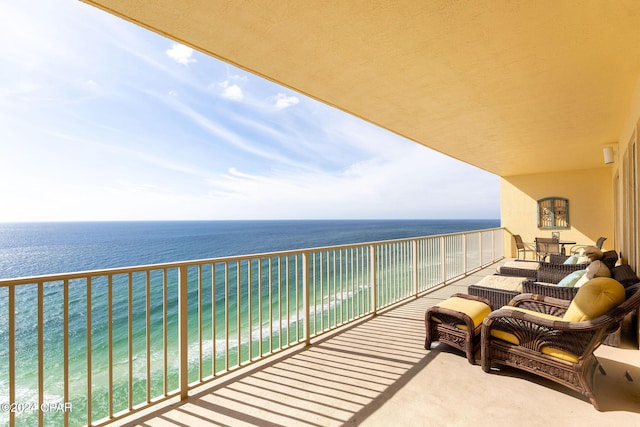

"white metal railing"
[0, 227, 503, 426]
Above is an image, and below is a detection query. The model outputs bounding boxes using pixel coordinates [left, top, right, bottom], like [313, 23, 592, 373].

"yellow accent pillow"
[434, 297, 492, 329]
[562, 277, 625, 322]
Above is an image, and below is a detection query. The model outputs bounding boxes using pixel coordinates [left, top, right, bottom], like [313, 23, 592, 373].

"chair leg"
[465, 331, 476, 365]
[593, 354, 607, 375]
[425, 336, 433, 350]
[424, 313, 433, 350]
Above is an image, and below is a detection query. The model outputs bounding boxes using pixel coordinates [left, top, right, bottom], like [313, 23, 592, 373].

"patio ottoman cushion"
[497, 261, 539, 279]
[425, 293, 492, 364]
[468, 274, 527, 309]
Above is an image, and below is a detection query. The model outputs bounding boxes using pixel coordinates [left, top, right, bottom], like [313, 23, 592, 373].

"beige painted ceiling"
[83, 0, 640, 177]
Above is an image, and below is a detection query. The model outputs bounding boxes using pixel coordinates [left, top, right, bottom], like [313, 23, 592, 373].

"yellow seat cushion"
[541, 347, 579, 363]
[563, 277, 625, 322]
[431, 296, 491, 331]
[489, 307, 579, 362]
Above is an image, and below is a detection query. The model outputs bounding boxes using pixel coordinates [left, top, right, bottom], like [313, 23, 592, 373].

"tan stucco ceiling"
[82, 0, 640, 177]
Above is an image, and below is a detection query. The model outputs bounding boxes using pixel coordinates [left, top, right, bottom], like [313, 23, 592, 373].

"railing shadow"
[131, 298, 438, 426]
[120, 268, 640, 426]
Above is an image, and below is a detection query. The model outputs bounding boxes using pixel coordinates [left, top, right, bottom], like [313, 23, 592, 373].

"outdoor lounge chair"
[520, 250, 619, 301]
[481, 280, 640, 410]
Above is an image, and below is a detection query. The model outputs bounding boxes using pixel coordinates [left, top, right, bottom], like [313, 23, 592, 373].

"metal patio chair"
[570, 236, 607, 255]
[534, 237, 561, 262]
[513, 234, 535, 261]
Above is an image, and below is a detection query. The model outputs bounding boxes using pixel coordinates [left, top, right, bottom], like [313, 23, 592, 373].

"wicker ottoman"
[468, 274, 527, 309]
[497, 260, 539, 279]
[425, 294, 492, 364]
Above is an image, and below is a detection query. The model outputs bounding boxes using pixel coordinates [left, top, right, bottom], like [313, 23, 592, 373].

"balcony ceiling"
[83, 1, 640, 177]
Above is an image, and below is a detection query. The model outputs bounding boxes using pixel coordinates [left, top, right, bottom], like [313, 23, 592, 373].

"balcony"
[2, 228, 639, 426]
[115, 263, 639, 427]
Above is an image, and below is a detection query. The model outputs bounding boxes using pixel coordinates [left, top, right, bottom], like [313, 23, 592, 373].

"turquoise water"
[0, 220, 498, 425]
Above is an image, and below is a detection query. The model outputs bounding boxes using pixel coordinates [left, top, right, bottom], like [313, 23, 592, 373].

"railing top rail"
[0, 227, 503, 286]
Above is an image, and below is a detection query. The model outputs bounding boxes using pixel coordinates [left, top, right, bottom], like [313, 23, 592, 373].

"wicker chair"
[522, 250, 619, 301]
[481, 281, 640, 410]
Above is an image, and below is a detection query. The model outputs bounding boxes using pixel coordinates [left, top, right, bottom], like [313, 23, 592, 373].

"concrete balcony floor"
[115, 260, 640, 427]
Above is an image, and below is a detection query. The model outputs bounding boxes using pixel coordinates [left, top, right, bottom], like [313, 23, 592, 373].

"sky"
[0, 0, 500, 222]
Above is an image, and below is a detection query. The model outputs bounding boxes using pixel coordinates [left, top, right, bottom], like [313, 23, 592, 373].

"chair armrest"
[548, 254, 569, 264]
[507, 292, 571, 317]
[450, 293, 492, 308]
[536, 262, 589, 284]
[521, 280, 580, 301]
[569, 244, 588, 255]
[484, 305, 617, 333]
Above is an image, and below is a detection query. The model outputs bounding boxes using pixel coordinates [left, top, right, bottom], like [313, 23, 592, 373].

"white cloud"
[221, 83, 244, 101]
[0, 1, 500, 222]
[157, 93, 316, 170]
[273, 93, 300, 110]
[202, 142, 499, 220]
[166, 43, 196, 65]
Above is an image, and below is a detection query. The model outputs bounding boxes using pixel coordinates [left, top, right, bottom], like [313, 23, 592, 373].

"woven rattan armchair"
[522, 251, 619, 300]
[481, 282, 640, 410]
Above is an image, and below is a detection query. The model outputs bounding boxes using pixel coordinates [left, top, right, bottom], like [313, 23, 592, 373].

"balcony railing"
[0, 227, 503, 426]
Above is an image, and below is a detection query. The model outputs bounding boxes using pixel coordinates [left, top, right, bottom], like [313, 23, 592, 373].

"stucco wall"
[500, 167, 613, 259]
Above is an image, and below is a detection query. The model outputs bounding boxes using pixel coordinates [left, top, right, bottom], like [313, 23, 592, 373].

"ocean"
[0, 219, 499, 425]
[0, 219, 499, 280]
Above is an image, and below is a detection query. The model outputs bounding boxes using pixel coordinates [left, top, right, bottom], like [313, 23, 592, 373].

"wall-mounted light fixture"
[603, 144, 618, 164]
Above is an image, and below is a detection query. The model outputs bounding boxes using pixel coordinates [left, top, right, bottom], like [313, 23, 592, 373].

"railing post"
[178, 265, 189, 400]
[479, 232, 484, 267]
[441, 236, 447, 284]
[302, 252, 311, 345]
[412, 239, 418, 297]
[492, 229, 497, 261]
[462, 233, 467, 275]
[370, 244, 377, 315]
[8, 287, 15, 427]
